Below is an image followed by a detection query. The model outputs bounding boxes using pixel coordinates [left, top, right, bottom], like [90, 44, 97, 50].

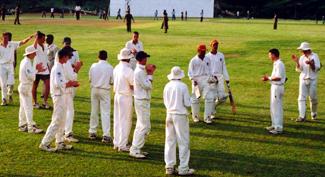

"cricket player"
[124, 10, 135, 33]
[262, 49, 286, 134]
[125, 31, 144, 70]
[39, 48, 80, 152]
[129, 51, 155, 159]
[45, 34, 59, 71]
[88, 50, 114, 143]
[18, 46, 46, 134]
[206, 39, 230, 118]
[32, 31, 51, 109]
[163, 66, 195, 176]
[188, 44, 214, 124]
[61, 37, 83, 142]
[113, 48, 134, 152]
[292, 42, 321, 122]
[0, 32, 34, 106]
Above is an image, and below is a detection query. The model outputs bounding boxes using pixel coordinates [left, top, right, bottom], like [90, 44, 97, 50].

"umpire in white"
[292, 42, 321, 122]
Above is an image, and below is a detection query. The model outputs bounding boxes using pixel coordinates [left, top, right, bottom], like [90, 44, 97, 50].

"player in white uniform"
[188, 44, 214, 124]
[292, 42, 321, 122]
[125, 31, 144, 70]
[18, 46, 46, 134]
[163, 66, 195, 176]
[262, 49, 286, 134]
[113, 48, 134, 152]
[39, 48, 80, 152]
[0, 32, 34, 105]
[88, 50, 114, 143]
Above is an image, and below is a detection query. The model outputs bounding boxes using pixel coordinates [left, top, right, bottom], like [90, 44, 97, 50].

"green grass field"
[0, 15, 324, 177]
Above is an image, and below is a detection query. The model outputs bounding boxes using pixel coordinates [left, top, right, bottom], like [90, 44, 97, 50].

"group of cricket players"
[0, 29, 321, 175]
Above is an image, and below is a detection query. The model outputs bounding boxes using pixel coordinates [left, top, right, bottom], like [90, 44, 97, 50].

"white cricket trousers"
[165, 114, 190, 173]
[89, 88, 111, 137]
[0, 63, 14, 100]
[113, 93, 133, 148]
[191, 76, 214, 120]
[270, 85, 284, 130]
[41, 95, 67, 145]
[64, 92, 75, 136]
[298, 79, 318, 118]
[130, 99, 151, 154]
[18, 84, 35, 129]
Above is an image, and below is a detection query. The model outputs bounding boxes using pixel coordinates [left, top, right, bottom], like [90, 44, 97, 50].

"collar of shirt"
[136, 63, 145, 70]
[98, 60, 107, 64]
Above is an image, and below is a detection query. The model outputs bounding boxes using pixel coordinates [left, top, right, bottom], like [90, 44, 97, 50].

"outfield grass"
[0, 15, 324, 177]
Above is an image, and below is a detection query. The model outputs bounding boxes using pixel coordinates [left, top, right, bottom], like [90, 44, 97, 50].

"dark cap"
[135, 51, 150, 61]
[63, 37, 72, 44]
[62, 46, 74, 57]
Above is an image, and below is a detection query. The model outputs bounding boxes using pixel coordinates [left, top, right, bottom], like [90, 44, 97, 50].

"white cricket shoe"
[39, 144, 57, 152]
[129, 151, 146, 159]
[165, 168, 176, 175]
[178, 169, 195, 176]
[56, 142, 73, 150]
[28, 125, 44, 134]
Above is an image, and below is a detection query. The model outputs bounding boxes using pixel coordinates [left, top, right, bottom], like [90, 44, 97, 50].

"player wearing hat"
[39, 48, 80, 152]
[163, 66, 195, 176]
[113, 48, 135, 152]
[188, 44, 214, 124]
[125, 31, 144, 70]
[0, 32, 34, 106]
[18, 46, 46, 134]
[262, 49, 286, 134]
[292, 42, 321, 122]
[129, 51, 156, 159]
[206, 39, 230, 118]
[88, 50, 114, 143]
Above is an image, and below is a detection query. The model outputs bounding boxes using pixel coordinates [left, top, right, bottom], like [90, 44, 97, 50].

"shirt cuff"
[147, 75, 153, 81]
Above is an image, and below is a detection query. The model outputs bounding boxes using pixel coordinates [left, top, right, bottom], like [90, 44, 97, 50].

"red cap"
[197, 44, 207, 52]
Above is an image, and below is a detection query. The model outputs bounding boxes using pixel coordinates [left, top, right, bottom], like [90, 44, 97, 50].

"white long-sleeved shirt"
[0, 41, 20, 64]
[50, 62, 67, 96]
[19, 57, 36, 85]
[270, 59, 286, 85]
[89, 60, 114, 90]
[188, 55, 211, 80]
[34, 44, 50, 75]
[296, 52, 321, 80]
[163, 80, 191, 115]
[134, 64, 152, 100]
[70, 51, 80, 66]
[125, 40, 144, 53]
[63, 60, 78, 94]
[113, 61, 134, 96]
[206, 52, 230, 81]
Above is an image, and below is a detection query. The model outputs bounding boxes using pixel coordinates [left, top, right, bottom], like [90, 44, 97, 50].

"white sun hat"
[117, 48, 134, 60]
[23, 46, 37, 56]
[167, 66, 185, 80]
[297, 42, 312, 51]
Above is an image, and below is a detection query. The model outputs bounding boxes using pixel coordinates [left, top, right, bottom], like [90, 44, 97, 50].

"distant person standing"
[116, 8, 122, 20]
[14, 4, 21, 25]
[181, 12, 184, 21]
[41, 10, 46, 18]
[124, 10, 135, 33]
[1, 5, 6, 21]
[172, 9, 176, 21]
[200, 9, 204, 22]
[236, 11, 240, 18]
[262, 49, 286, 135]
[273, 14, 278, 30]
[75, 5, 81, 20]
[247, 10, 250, 20]
[50, 8, 55, 18]
[154, 10, 158, 20]
[103, 10, 108, 21]
[322, 16, 324, 24]
[161, 10, 169, 33]
[185, 11, 188, 21]
[60, 8, 64, 18]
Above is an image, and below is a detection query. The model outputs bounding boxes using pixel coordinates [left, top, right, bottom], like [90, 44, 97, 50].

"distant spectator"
[154, 9, 158, 20]
[41, 10, 46, 18]
[200, 9, 204, 22]
[172, 9, 176, 21]
[116, 8, 122, 20]
[273, 14, 278, 30]
[181, 11, 184, 21]
[161, 10, 169, 33]
[124, 10, 134, 32]
[14, 4, 21, 25]
[50, 8, 54, 18]
[185, 11, 187, 21]
[1, 5, 6, 21]
[236, 11, 240, 18]
[75, 5, 81, 20]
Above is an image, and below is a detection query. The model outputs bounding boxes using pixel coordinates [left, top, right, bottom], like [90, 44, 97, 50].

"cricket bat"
[226, 83, 236, 114]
